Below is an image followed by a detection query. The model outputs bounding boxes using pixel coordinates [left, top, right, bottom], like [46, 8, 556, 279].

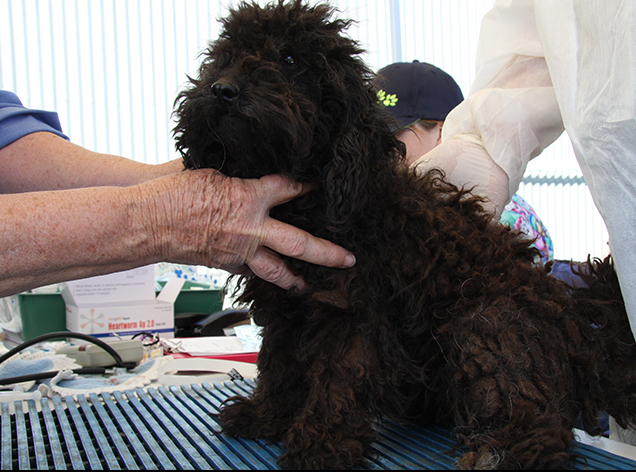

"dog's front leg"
[219, 319, 310, 441]
[278, 342, 377, 470]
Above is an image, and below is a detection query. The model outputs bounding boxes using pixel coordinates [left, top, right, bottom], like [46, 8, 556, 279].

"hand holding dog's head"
[173, 0, 394, 183]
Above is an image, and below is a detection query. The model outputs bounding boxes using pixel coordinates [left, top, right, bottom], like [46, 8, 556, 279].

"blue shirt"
[0, 90, 69, 149]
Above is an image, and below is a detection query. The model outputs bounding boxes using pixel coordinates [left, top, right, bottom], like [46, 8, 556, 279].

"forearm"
[0, 132, 184, 193]
[0, 169, 356, 297]
[0, 185, 159, 296]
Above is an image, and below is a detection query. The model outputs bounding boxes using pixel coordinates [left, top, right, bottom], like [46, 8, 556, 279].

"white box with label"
[61, 265, 185, 340]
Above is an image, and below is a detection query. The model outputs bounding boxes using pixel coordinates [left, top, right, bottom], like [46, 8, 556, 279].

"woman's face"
[396, 120, 443, 165]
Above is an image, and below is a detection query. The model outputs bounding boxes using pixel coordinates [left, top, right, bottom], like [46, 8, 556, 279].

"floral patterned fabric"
[500, 193, 554, 263]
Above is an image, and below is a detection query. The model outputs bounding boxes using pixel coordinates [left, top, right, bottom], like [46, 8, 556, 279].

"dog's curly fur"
[173, 1, 636, 469]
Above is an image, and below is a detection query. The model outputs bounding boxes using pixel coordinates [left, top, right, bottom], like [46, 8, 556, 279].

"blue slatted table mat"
[1, 379, 635, 470]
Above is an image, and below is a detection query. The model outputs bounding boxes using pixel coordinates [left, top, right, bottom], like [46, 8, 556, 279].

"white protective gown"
[414, 0, 636, 340]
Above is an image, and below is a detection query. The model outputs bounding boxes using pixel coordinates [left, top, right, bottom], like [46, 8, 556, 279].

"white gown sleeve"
[412, 0, 564, 219]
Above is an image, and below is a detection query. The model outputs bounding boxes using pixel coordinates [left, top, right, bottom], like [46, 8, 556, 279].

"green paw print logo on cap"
[377, 90, 398, 107]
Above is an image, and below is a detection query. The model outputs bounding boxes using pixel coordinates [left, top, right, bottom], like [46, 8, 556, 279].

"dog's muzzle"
[211, 80, 240, 104]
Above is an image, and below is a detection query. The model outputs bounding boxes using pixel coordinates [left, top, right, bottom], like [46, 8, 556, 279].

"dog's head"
[173, 0, 402, 183]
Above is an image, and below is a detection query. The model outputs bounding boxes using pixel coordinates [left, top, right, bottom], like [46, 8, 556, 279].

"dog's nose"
[211, 80, 239, 104]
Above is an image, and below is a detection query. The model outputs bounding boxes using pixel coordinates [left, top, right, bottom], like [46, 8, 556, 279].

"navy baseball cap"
[374, 60, 464, 128]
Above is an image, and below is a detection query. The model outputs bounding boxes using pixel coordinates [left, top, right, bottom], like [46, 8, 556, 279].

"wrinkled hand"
[147, 169, 355, 290]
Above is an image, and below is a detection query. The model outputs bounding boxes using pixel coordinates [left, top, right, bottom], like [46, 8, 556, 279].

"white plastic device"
[56, 339, 144, 367]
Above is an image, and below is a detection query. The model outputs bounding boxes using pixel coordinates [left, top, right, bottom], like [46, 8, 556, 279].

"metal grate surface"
[1, 379, 635, 470]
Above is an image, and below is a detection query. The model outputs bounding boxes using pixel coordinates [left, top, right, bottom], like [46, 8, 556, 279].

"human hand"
[145, 170, 356, 290]
[412, 138, 511, 219]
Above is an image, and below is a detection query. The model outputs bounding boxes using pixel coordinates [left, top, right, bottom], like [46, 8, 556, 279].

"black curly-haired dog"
[173, 1, 636, 469]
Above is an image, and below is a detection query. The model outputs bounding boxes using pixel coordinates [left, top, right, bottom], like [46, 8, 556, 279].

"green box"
[173, 287, 226, 315]
[157, 280, 226, 315]
[17, 292, 67, 341]
[17, 284, 225, 342]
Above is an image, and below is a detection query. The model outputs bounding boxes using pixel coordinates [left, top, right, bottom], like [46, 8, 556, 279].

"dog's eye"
[280, 54, 298, 68]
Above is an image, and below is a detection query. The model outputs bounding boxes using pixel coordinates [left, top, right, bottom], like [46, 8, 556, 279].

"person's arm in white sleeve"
[412, 0, 564, 220]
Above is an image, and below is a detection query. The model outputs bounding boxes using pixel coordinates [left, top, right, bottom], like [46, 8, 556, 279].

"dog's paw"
[219, 396, 290, 440]
[277, 444, 367, 470]
[456, 450, 501, 470]
[218, 397, 263, 439]
[279, 429, 371, 470]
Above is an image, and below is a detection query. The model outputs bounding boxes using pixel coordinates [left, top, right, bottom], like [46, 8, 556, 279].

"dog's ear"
[323, 132, 365, 232]
[322, 105, 402, 234]
[173, 79, 209, 169]
[313, 48, 405, 233]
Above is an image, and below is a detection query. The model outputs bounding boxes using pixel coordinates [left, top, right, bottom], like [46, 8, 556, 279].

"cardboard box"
[17, 278, 224, 342]
[61, 266, 185, 340]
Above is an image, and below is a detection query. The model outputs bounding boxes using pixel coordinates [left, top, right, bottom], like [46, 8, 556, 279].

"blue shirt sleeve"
[0, 90, 69, 149]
